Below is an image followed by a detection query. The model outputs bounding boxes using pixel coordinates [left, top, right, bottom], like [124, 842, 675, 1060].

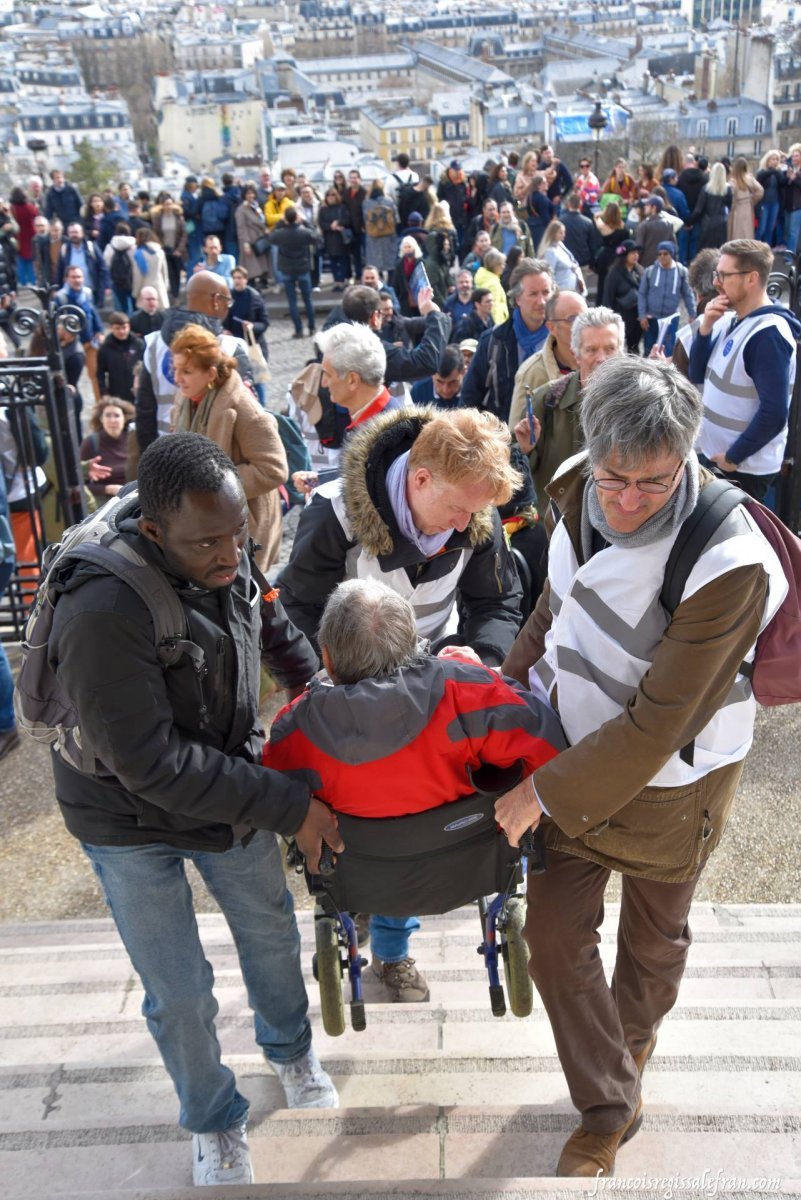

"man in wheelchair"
[263, 579, 565, 994]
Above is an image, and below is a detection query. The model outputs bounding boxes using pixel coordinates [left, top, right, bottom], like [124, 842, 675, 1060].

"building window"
[697, 118, 708, 138]
[497, 117, 508, 131]
[754, 115, 764, 133]
[726, 117, 738, 136]
[446, 121, 456, 138]
[726, 140, 735, 158]
[754, 139, 762, 156]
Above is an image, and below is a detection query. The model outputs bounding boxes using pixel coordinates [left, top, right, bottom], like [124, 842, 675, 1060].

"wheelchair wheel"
[314, 917, 345, 1037]
[501, 896, 533, 1018]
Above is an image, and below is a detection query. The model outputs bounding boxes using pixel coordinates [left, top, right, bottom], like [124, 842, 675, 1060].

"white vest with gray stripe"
[697, 310, 796, 476]
[534, 466, 787, 788]
[320, 480, 469, 641]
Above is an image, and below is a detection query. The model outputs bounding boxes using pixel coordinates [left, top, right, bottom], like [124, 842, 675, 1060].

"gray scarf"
[580, 450, 700, 558]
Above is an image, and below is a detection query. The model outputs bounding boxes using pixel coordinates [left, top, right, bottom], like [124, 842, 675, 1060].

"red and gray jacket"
[263, 653, 565, 817]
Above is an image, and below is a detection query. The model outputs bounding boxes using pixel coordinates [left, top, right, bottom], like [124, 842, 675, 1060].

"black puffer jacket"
[278, 406, 523, 665]
[49, 519, 317, 851]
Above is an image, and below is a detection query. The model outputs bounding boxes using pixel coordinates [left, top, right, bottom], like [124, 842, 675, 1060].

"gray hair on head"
[315, 322, 387, 388]
[508, 257, 553, 298]
[319, 579, 421, 685]
[580, 357, 702, 469]
[571, 306, 625, 357]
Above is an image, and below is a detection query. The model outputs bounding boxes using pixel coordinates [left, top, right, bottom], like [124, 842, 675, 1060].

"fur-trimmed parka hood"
[340, 405, 496, 560]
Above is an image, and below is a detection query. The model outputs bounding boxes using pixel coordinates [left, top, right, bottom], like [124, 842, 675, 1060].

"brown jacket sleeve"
[527, 563, 769, 837]
[227, 392, 288, 500]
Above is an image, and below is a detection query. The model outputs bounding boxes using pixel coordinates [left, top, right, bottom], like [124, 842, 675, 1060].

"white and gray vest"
[697, 310, 796, 476]
[321, 480, 470, 641]
[533, 471, 787, 788]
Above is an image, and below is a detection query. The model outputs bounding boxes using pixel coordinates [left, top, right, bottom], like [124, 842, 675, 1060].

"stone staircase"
[2, 903, 801, 1198]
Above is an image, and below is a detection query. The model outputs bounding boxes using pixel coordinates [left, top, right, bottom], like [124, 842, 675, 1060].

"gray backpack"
[14, 490, 195, 775]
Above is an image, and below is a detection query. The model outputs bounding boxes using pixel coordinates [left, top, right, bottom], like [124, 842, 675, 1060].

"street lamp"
[587, 100, 608, 179]
[26, 137, 48, 179]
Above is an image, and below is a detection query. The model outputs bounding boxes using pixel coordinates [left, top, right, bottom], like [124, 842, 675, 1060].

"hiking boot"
[272, 1046, 339, 1109]
[0, 727, 20, 762]
[363, 956, 430, 1003]
[632, 1033, 657, 1076]
[556, 1099, 643, 1177]
[351, 912, 370, 946]
[192, 1121, 253, 1186]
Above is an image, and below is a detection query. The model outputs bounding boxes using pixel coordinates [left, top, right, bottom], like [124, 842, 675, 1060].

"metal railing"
[1, 290, 87, 642]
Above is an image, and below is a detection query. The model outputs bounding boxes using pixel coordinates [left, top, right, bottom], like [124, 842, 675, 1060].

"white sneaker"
[272, 1046, 339, 1109]
[192, 1121, 254, 1187]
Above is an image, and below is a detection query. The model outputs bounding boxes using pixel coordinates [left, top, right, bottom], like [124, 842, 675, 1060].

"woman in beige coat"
[234, 182, 271, 285]
[170, 324, 288, 569]
[727, 157, 764, 241]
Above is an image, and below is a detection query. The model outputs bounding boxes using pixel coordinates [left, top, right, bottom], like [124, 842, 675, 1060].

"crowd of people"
[0, 138, 799, 1187]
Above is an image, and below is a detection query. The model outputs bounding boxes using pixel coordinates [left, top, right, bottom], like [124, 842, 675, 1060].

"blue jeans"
[284, 272, 315, 334]
[370, 915, 421, 962]
[756, 201, 780, 245]
[787, 209, 801, 257]
[17, 257, 35, 286]
[82, 830, 311, 1132]
[112, 289, 134, 316]
[643, 314, 678, 356]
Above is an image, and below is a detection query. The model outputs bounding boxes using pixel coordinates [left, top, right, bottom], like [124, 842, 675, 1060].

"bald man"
[130, 286, 166, 338]
[135, 270, 255, 452]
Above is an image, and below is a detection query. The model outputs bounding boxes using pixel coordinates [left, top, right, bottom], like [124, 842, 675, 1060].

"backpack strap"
[660, 477, 748, 764]
[60, 540, 189, 667]
[660, 479, 747, 616]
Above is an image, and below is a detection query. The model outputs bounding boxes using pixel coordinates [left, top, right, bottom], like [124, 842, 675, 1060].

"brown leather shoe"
[556, 1098, 643, 1178]
[632, 1033, 657, 1076]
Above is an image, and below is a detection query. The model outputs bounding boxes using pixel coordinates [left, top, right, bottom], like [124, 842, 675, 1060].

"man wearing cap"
[637, 242, 695, 356]
[437, 161, 469, 254]
[635, 196, 676, 267]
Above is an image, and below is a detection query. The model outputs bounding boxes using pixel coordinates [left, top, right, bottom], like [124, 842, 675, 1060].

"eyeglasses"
[211, 292, 234, 308]
[713, 269, 750, 281]
[549, 314, 579, 324]
[593, 460, 683, 495]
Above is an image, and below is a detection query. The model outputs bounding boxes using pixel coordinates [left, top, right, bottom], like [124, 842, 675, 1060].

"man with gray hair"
[290, 323, 404, 497]
[264, 578, 564, 821]
[498, 356, 787, 1178]
[316, 323, 397, 427]
[461, 258, 555, 422]
[512, 306, 625, 500]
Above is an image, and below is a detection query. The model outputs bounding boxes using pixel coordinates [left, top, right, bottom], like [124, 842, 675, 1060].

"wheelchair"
[286, 763, 545, 1037]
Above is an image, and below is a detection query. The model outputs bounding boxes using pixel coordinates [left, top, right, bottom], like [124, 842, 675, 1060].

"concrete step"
[1, 903, 801, 1196]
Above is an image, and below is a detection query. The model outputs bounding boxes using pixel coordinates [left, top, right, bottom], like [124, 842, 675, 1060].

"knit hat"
[616, 238, 638, 256]
[645, 195, 663, 210]
[449, 159, 462, 170]
[408, 212, 424, 225]
[661, 168, 677, 182]
[656, 240, 675, 254]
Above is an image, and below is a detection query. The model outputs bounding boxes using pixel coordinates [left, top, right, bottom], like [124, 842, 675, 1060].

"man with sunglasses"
[689, 238, 800, 502]
[136, 270, 254, 452]
[497, 355, 787, 1178]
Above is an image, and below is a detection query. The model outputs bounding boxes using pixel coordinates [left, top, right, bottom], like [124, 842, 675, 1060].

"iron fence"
[1, 291, 87, 642]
